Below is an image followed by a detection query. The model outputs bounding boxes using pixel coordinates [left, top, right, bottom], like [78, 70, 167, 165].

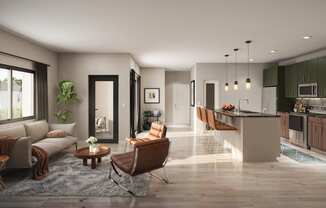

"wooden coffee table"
[0, 155, 9, 191]
[74, 145, 110, 169]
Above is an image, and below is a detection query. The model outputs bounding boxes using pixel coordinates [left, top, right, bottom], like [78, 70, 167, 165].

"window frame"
[0, 63, 36, 124]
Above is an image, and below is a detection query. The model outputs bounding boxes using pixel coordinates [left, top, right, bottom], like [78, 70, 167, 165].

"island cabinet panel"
[308, 117, 324, 151]
[279, 112, 289, 139]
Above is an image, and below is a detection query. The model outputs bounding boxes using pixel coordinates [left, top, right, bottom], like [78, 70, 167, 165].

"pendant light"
[233, 48, 239, 90]
[245, 40, 252, 89]
[224, 54, 229, 91]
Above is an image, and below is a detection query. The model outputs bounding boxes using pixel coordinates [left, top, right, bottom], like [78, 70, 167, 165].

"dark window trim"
[0, 63, 36, 124]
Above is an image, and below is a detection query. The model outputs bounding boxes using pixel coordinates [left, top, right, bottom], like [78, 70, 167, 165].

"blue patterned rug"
[0, 153, 150, 197]
[281, 143, 326, 164]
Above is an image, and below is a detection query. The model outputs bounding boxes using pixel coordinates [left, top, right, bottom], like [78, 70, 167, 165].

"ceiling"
[1, 0, 326, 69]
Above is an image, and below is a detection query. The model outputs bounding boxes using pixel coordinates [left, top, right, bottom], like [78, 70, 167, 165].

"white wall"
[192, 63, 265, 130]
[0, 29, 58, 124]
[165, 71, 190, 125]
[58, 53, 138, 141]
[141, 68, 165, 123]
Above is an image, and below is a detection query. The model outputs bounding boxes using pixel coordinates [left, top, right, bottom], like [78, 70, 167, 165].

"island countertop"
[215, 109, 280, 118]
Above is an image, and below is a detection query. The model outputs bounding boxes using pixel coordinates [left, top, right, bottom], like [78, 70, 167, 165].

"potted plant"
[55, 80, 80, 123]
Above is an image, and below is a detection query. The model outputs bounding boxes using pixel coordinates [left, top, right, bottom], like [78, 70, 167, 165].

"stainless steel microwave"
[298, 83, 318, 97]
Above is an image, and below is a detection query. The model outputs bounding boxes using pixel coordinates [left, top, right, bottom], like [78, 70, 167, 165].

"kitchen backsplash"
[299, 98, 326, 110]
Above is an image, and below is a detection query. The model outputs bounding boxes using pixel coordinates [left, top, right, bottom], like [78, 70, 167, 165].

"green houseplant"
[55, 80, 79, 123]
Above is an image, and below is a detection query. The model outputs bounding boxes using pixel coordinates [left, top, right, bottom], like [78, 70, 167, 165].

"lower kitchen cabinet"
[279, 112, 289, 139]
[308, 117, 325, 151]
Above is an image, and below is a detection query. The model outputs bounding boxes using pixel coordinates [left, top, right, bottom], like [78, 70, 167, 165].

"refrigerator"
[262, 87, 277, 114]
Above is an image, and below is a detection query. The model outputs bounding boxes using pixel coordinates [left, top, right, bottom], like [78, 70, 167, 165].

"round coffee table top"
[74, 145, 110, 159]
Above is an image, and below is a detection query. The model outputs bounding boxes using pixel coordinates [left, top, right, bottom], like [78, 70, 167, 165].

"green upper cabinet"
[304, 59, 318, 83]
[284, 64, 298, 98]
[318, 57, 326, 97]
[263, 66, 278, 87]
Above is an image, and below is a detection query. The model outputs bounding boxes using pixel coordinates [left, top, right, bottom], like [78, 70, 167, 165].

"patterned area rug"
[0, 153, 150, 197]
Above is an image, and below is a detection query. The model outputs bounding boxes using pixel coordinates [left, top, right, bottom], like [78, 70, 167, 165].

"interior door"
[206, 83, 215, 110]
[172, 83, 189, 125]
[89, 75, 119, 143]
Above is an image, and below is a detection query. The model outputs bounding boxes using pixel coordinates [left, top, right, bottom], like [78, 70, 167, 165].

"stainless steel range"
[288, 112, 308, 149]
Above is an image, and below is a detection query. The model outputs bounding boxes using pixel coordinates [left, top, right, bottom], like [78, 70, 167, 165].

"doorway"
[204, 81, 219, 110]
[89, 75, 119, 143]
[165, 71, 190, 126]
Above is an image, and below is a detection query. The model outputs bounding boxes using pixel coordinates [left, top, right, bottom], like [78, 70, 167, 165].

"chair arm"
[7, 136, 33, 169]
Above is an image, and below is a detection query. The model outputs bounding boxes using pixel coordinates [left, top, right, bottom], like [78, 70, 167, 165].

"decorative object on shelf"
[224, 54, 230, 91]
[233, 48, 239, 90]
[55, 80, 80, 123]
[86, 136, 98, 153]
[245, 40, 252, 89]
[190, 80, 195, 106]
[144, 88, 160, 104]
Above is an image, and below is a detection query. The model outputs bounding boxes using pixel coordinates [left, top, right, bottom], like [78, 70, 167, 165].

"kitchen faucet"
[238, 99, 249, 112]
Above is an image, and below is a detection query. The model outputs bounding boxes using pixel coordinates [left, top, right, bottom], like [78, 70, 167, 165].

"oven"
[288, 113, 308, 149]
[298, 83, 318, 97]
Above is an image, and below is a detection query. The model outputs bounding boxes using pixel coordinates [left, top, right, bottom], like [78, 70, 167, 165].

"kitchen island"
[215, 110, 280, 162]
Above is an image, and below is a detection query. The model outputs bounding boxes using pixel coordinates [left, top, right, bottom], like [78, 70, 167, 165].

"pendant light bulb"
[225, 83, 229, 91]
[234, 81, 238, 90]
[246, 78, 251, 89]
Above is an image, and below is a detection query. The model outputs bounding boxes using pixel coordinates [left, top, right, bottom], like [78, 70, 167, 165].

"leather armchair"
[109, 138, 170, 196]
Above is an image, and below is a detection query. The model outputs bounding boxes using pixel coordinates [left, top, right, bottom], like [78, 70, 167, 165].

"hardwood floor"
[1, 128, 326, 208]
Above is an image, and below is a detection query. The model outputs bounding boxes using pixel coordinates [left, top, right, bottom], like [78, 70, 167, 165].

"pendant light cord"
[245, 40, 252, 78]
[234, 48, 238, 80]
[225, 54, 229, 83]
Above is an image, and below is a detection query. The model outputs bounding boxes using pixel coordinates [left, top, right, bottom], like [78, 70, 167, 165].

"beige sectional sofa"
[0, 120, 78, 169]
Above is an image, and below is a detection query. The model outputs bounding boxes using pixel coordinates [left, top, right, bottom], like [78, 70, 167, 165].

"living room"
[1, 1, 326, 208]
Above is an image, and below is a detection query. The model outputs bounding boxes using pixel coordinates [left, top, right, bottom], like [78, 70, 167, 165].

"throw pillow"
[46, 130, 66, 138]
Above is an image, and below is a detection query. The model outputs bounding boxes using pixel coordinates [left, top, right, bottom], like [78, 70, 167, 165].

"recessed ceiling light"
[270, 50, 278, 54]
[249, 58, 254, 62]
[303, 35, 312, 40]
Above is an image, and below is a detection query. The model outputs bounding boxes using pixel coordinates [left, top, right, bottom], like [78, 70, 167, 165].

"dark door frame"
[88, 75, 119, 143]
[130, 69, 142, 138]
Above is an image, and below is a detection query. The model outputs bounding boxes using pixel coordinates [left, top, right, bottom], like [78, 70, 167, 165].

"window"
[0, 64, 35, 123]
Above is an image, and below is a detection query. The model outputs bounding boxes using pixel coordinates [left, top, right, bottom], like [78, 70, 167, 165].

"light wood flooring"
[1, 128, 326, 208]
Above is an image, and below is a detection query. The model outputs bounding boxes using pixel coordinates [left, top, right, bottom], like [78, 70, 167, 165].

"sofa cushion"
[24, 120, 49, 143]
[33, 136, 77, 157]
[49, 123, 76, 136]
[46, 130, 66, 138]
[0, 125, 27, 138]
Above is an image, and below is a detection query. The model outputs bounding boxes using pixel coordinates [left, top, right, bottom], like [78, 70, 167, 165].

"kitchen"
[263, 55, 326, 155]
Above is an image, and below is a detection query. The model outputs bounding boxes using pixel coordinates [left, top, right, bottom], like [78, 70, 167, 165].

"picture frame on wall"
[144, 88, 160, 104]
[190, 80, 195, 107]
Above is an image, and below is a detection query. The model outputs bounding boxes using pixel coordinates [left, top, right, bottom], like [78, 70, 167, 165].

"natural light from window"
[0, 68, 10, 120]
[0, 67, 34, 121]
